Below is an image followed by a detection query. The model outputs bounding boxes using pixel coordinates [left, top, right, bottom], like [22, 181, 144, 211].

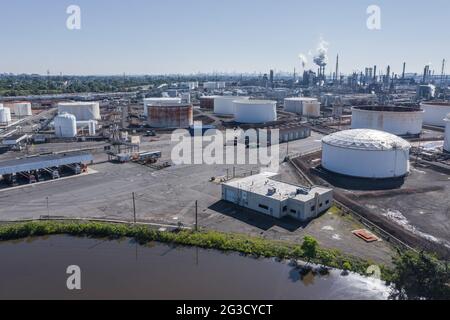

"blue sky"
[0, 0, 448, 75]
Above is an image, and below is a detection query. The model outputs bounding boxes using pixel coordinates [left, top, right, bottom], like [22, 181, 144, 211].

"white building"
[321, 129, 411, 179]
[222, 172, 333, 221]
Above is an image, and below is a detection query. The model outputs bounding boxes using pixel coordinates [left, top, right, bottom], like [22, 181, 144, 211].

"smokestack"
[402, 62, 406, 79]
[335, 54, 339, 82]
[373, 65, 377, 82]
[423, 65, 428, 84]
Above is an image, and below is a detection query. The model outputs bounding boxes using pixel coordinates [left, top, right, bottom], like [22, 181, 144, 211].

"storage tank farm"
[57, 102, 100, 121]
[420, 101, 450, 127]
[321, 129, 411, 179]
[444, 113, 450, 152]
[213, 96, 249, 115]
[351, 106, 424, 136]
[54, 112, 77, 138]
[143, 97, 182, 117]
[233, 100, 277, 123]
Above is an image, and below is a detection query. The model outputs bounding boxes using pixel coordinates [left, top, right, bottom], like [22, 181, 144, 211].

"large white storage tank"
[444, 113, 450, 152]
[0, 106, 12, 124]
[234, 100, 277, 123]
[214, 96, 249, 115]
[420, 101, 450, 127]
[321, 129, 411, 179]
[284, 97, 319, 115]
[54, 113, 77, 138]
[143, 97, 181, 117]
[6, 102, 32, 117]
[58, 102, 100, 121]
[351, 106, 424, 136]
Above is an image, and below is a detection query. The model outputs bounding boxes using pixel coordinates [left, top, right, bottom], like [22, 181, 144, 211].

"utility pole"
[46, 196, 49, 217]
[195, 200, 198, 232]
[132, 192, 136, 224]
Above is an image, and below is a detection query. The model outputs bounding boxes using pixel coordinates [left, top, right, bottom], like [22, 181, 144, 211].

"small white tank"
[0, 107, 12, 124]
[9, 102, 32, 116]
[89, 120, 97, 136]
[444, 113, 450, 152]
[54, 113, 77, 138]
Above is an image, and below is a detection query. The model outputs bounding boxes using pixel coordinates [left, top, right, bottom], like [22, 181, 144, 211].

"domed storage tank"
[351, 106, 424, 136]
[233, 100, 277, 123]
[444, 113, 450, 153]
[321, 129, 411, 179]
[0, 107, 12, 124]
[7, 102, 32, 116]
[214, 96, 249, 115]
[143, 98, 181, 117]
[284, 97, 319, 115]
[147, 103, 193, 128]
[58, 102, 100, 121]
[420, 101, 450, 127]
[54, 113, 77, 138]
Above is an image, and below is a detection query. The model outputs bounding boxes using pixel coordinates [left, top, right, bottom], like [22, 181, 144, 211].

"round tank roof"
[322, 129, 411, 151]
[234, 99, 276, 105]
[352, 105, 423, 113]
[285, 97, 317, 101]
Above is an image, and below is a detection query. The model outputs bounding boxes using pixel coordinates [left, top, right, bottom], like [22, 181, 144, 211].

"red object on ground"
[352, 229, 379, 242]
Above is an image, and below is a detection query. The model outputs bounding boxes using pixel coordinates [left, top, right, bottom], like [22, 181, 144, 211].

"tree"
[390, 251, 450, 300]
[301, 236, 318, 262]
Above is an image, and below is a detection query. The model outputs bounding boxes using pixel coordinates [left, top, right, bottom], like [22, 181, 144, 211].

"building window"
[325, 200, 330, 205]
[311, 205, 315, 211]
[319, 203, 323, 208]
[290, 209, 296, 214]
[258, 204, 269, 210]
[283, 206, 287, 212]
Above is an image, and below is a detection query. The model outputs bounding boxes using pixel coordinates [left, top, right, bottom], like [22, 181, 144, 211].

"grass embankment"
[0, 221, 391, 280]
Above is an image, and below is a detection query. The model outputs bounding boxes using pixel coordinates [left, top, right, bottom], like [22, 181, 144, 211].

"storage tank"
[199, 96, 217, 109]
[321, 129, 411, 179]
[444, 113, 450, 153]
[284, 97, 319, 115]
[58, 102, 100, 121]
[147, 103, 193, 128]
[214, 96, 249, 115]
[302, 99, 321, 117]
[7, 102, 32, 117]
[0, 107, 12, 124]
[54, 113, 77, 138]
[143, 97, 181, 117]
[420, 101, 450, 127]
[233, 100, 277, 124]
[351, 106, 424, 136]
[89, 120, 97, 136]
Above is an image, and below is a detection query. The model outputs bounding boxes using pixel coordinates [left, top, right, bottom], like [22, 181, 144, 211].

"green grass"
[0, 220, 392, 280]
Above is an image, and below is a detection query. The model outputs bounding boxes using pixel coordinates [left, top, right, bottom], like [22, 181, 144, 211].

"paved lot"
[0, 132, 395, 265]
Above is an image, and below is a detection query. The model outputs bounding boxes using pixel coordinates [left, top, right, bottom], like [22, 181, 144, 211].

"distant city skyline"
[0, 0, 449, 76]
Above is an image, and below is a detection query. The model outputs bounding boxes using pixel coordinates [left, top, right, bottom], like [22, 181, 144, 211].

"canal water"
[0, 235, 390, 299]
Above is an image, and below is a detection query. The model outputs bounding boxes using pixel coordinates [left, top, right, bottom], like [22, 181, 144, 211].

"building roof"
[322, 129, 411, 151]
[223, 172, 331, 202]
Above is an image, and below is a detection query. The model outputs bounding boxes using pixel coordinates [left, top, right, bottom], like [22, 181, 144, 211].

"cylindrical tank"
[89, 120, 97, 136]
[54, 113, 77, 138]
[143, 97, 181, 117]
[351, 106, 424, 136]
[444, 113, 450, 152]
[302, 99, 321, 117]
[7, 102, 32, 116]
[181, 93, 191, 104]
[147, 103, 193, 128]
[321, 129, 411, 179]
[214, 96, 249, 115]
[420, 101, 450, 127]
[58, 102, 100, 121]
[233, 100, 277, 123]
[0, 107, 12, 124]
[199, 96, 217, 109]
[284, 97, 319, 115]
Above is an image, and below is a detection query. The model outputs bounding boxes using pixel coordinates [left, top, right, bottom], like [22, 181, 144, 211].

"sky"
[0, 0, 449, 76]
